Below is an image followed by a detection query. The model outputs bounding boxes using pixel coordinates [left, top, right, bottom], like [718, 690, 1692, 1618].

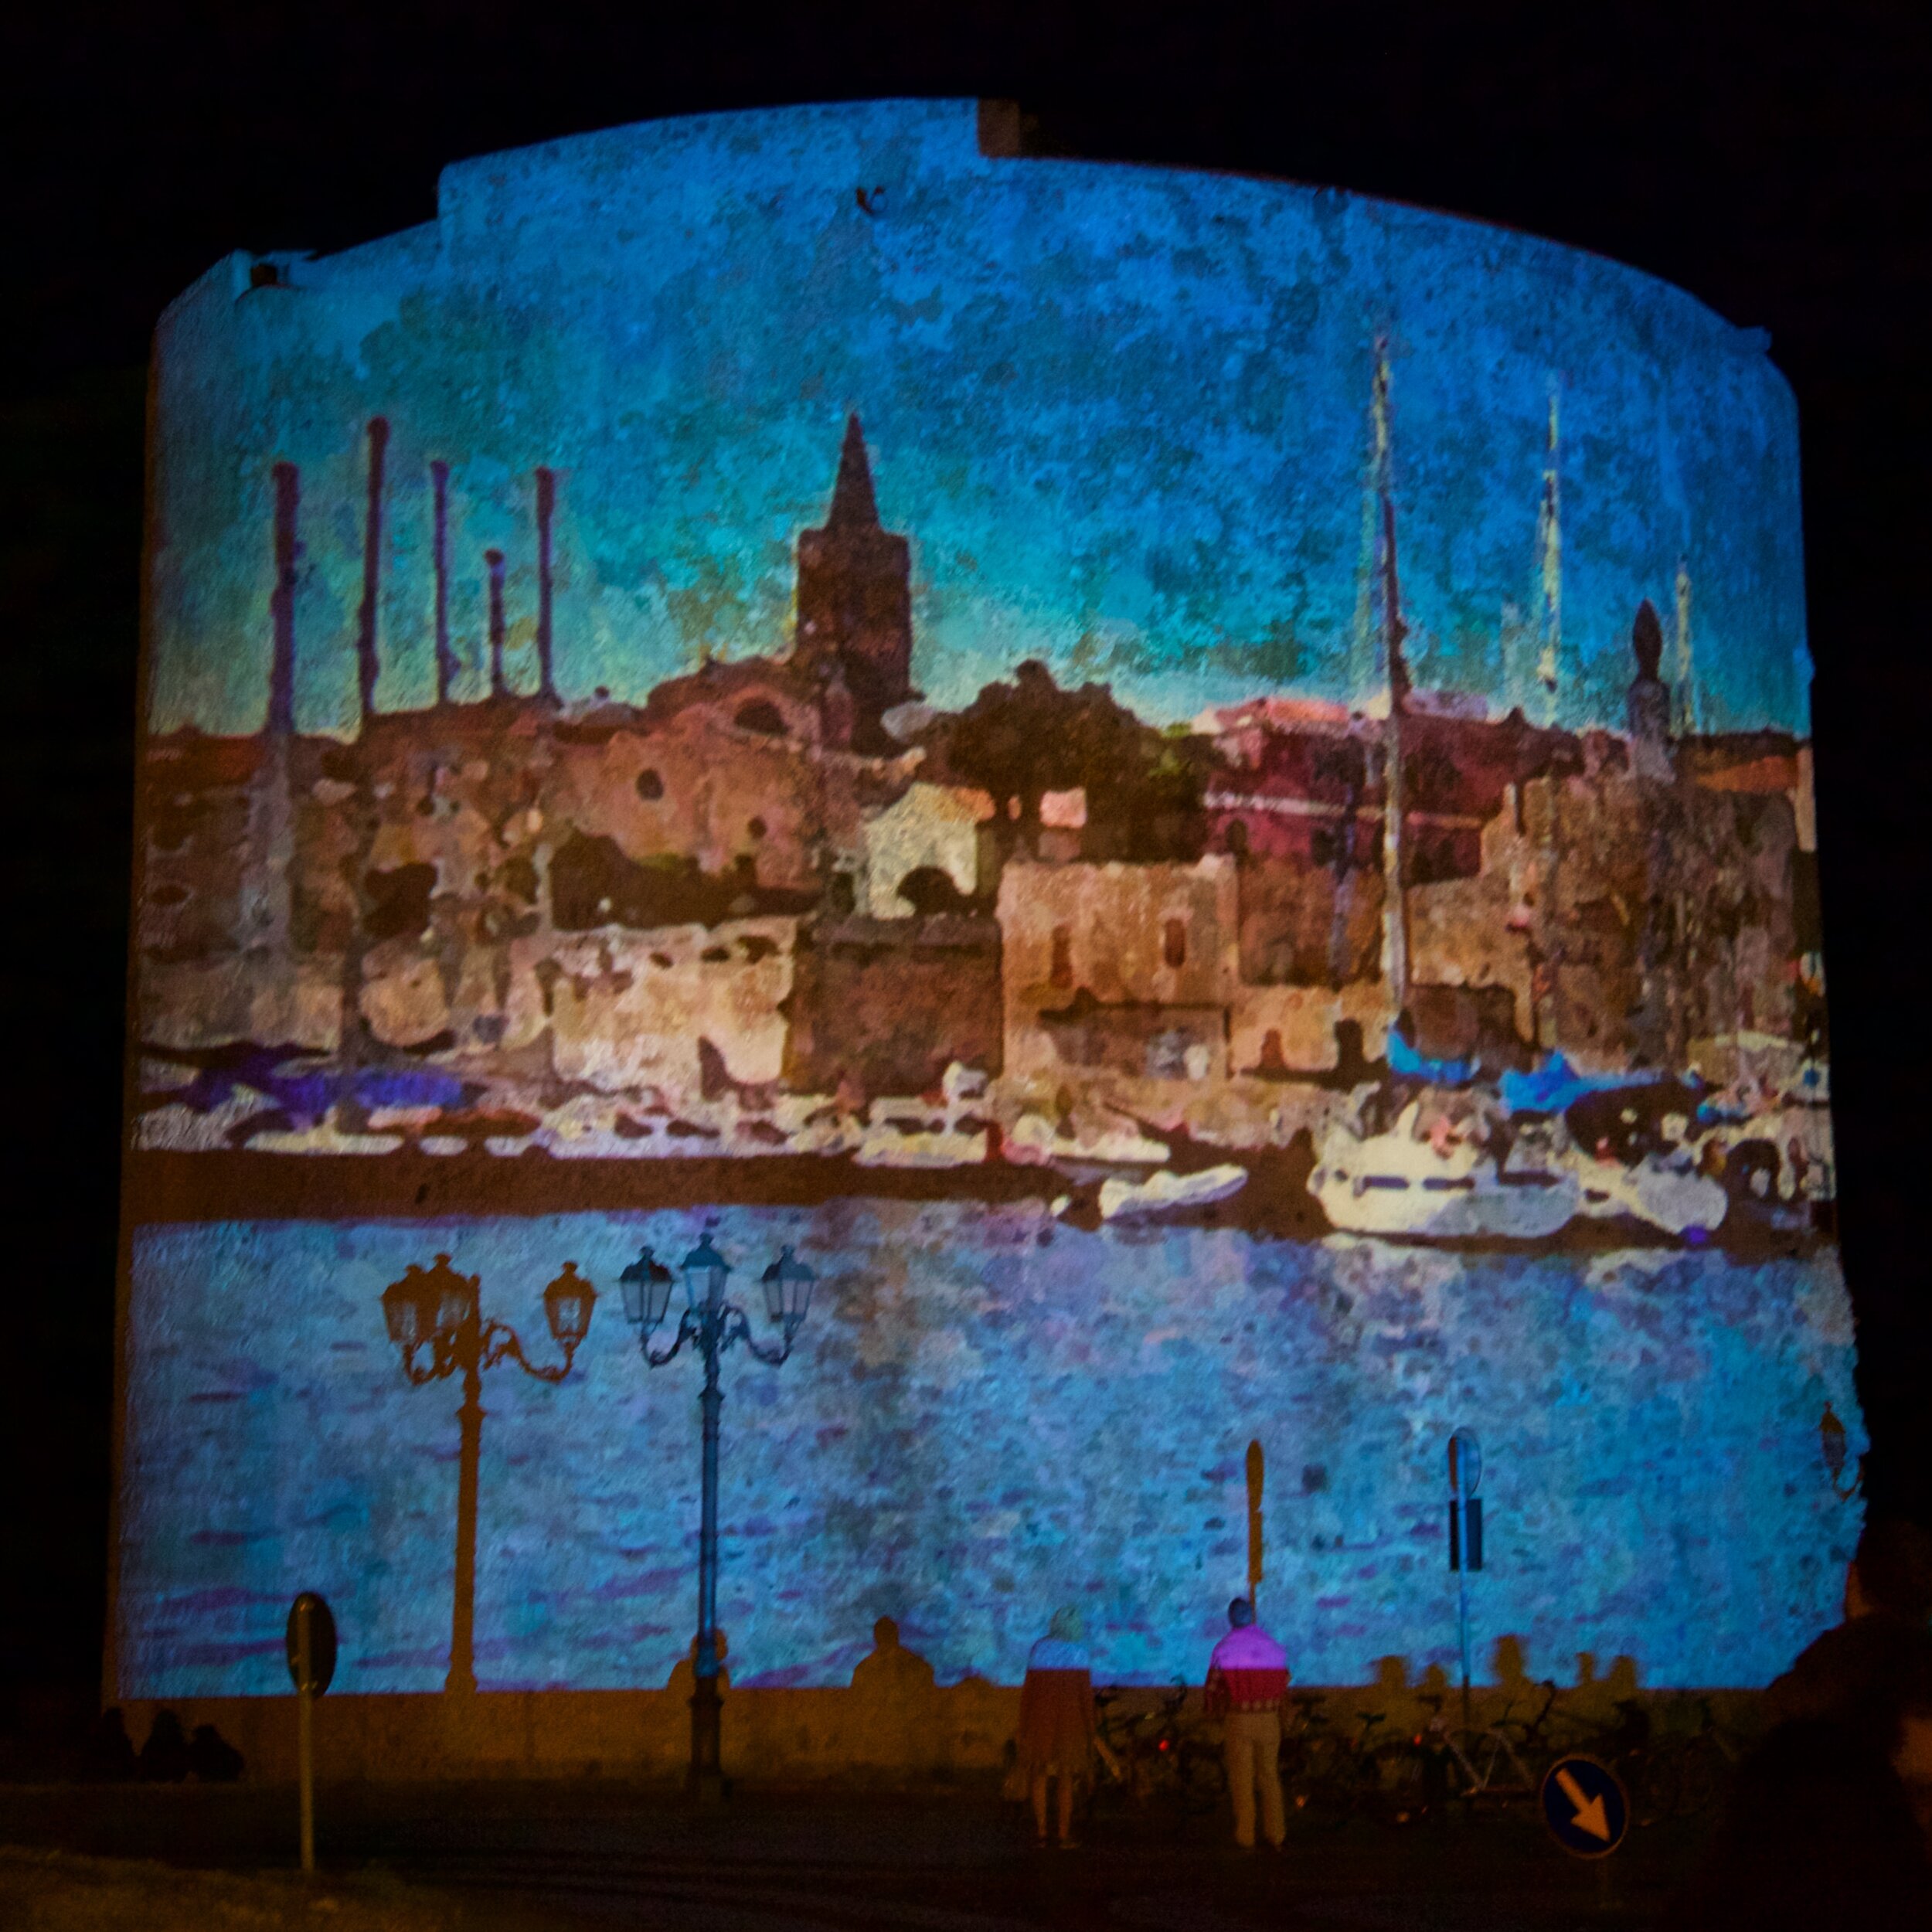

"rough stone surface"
[121, 1207, 1860, 1700]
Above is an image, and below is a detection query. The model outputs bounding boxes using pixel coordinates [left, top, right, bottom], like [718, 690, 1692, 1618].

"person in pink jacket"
[1205, 1597, 1291, 1849]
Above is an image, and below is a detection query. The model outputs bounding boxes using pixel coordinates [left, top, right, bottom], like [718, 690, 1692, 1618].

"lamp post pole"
[450, 1319, 485, 1696]
[1447, 1427, 1483, 1735]
[692, 1298, 725, 1776]
[381, 1253, 597, 1696]
[621, 1233, 815, 1801]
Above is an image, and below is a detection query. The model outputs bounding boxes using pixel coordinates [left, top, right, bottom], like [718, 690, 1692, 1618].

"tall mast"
[1352, 333, 1396, 702]
[1673, 557, 1697, 736]
[1373, 339, 1411, 1014]
[1534, 381, 1561, 724]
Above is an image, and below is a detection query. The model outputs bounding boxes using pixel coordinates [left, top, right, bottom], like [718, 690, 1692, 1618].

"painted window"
[1050, 925, 1073, 987]
[736, 699, 787, 736]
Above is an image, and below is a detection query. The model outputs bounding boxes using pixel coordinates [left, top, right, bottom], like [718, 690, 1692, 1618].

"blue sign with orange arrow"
[1540, 1753, 1630, 1858]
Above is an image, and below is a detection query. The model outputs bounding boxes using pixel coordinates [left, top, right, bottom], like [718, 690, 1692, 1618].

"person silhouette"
[1015, 1607, 1117, 1848]
[1206, 1597, 1290, 1850]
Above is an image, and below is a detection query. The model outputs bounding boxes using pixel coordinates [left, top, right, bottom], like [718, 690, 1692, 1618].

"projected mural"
[118, 99, 1857, 1709]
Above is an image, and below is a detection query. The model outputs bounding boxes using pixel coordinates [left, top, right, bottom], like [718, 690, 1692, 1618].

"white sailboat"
[1311, 1101, 1579, 1240]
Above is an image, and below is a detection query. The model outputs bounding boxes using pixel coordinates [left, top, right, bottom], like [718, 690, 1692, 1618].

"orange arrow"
[1556, 1766, 1612, 1841]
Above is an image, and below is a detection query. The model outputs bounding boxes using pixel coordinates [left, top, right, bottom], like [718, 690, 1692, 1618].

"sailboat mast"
[1534, 383, 1562, 723]
[1674, 558, 1697, 736]
[1381, 484, 1411, 1015]
[1353, 335, 1396, 699]
[1364, 338, 1412, 1015]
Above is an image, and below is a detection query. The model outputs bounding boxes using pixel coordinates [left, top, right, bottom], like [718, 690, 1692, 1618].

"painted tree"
[933, 661, 1218, 862]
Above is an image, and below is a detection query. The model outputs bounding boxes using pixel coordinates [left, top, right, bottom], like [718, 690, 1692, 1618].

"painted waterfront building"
[117, 99, 1855, 1778]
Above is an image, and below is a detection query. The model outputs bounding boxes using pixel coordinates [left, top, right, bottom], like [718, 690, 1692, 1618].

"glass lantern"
[760, 1245, 817, 1333]
[381, 1263, 436, 1349]
[424, 1253, 478, 1337]
[681, 1233, 730, 1313]
[543, 1260, 597, 1349]
[619, 1247, 675, 1332]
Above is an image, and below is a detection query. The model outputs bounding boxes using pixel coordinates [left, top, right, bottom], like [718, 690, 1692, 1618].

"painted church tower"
[1627, 597, 1675, 784]
[794, 415, 913, 743]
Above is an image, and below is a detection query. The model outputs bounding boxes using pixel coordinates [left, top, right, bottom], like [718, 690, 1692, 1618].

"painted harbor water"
[121, 1204, 1862, 1699]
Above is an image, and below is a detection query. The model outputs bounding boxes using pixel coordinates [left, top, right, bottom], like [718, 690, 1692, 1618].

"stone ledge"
[112, 1679, 1763, 1787]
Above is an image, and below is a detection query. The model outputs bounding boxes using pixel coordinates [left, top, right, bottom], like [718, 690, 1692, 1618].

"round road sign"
[1540, 1753, 1629, 1859]
[284, 1592, 338, 1696]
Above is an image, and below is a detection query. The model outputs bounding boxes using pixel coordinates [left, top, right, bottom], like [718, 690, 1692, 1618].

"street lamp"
[380, 1252, 596, 1695]
[621, 1232, 815, 1801]
[1820, 1401, 1859, 1499]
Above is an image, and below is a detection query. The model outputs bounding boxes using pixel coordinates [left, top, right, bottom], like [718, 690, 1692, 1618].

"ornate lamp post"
[621, 1233, 815, 1800]
[380, 1252, 597, 1695]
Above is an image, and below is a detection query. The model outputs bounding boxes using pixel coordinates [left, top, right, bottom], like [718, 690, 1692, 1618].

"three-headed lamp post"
[379, 1253, 597, 1695]
[620, 1233, 816, 1800]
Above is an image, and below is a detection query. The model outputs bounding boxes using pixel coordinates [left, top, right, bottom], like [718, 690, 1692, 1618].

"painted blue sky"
[148, 99, 1810, 739]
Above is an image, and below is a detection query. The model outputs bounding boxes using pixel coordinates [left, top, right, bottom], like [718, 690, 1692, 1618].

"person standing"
[1764, 1517, 1932, 1740]
[1665, 1518, 1932, 1927]
[1015, 1607, 1116, 1847]
[1206, 1597, 1290, 1850]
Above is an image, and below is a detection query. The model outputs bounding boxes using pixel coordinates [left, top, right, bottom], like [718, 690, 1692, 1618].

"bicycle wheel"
[1623, 1749, 1669, 1829]
[1176, 1738, 1229, 1815]
[1445, 1727, 1505, 1803]
[1440, 1736, 1478, 1804]
[1477, 1732, 1537, 1805]
[1366, 1743, 1434, 1827]
[1668, 1736, 1732, 1820]
[1299, 1740, 1371, 1828]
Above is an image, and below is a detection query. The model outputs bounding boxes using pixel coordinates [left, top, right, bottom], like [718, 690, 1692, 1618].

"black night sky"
[2, 3, 1927, 1721]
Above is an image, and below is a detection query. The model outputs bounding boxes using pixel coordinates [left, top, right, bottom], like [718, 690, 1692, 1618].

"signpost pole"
[1455, 1524, 1472, 1733]
[296, 1600, 315, 1876]
[1246, 1440, 1264, 1614]
[1447, 1429, 1481, 1736]
[285, 1591, 335, 1879]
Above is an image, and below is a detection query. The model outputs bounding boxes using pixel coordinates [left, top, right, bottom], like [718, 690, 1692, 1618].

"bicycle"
[1278, 1692, 1335, 1818]
[1093, 1685, 1226, 1822]
[1494, 1679, 1569, 1761]
[1284, 1699, 1423, 1826]
[1412, 1692, 1539, 1808]
[1142, 1685, 1228, 1816]
[1537, 1693, 1666, 1824]
[1642, 1694, 1747, 1821]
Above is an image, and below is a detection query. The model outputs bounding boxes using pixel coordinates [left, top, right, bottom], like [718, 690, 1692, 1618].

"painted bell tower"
[794, 415, 913, 740]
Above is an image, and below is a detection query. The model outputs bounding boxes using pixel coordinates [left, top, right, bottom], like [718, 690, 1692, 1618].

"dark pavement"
[0, 1780, 1706, 1929]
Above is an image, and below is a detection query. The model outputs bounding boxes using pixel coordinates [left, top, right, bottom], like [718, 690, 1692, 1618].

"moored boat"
[1097, 1163, 1249, 1221]
[1311, 1100, 1579, 1240]
[1565, 1145, 1728, 1238]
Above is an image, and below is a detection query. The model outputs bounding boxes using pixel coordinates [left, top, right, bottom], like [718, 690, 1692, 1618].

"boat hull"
[1568, 1152, 1728, 1237]
[1311, 1130, 1580, 1241]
